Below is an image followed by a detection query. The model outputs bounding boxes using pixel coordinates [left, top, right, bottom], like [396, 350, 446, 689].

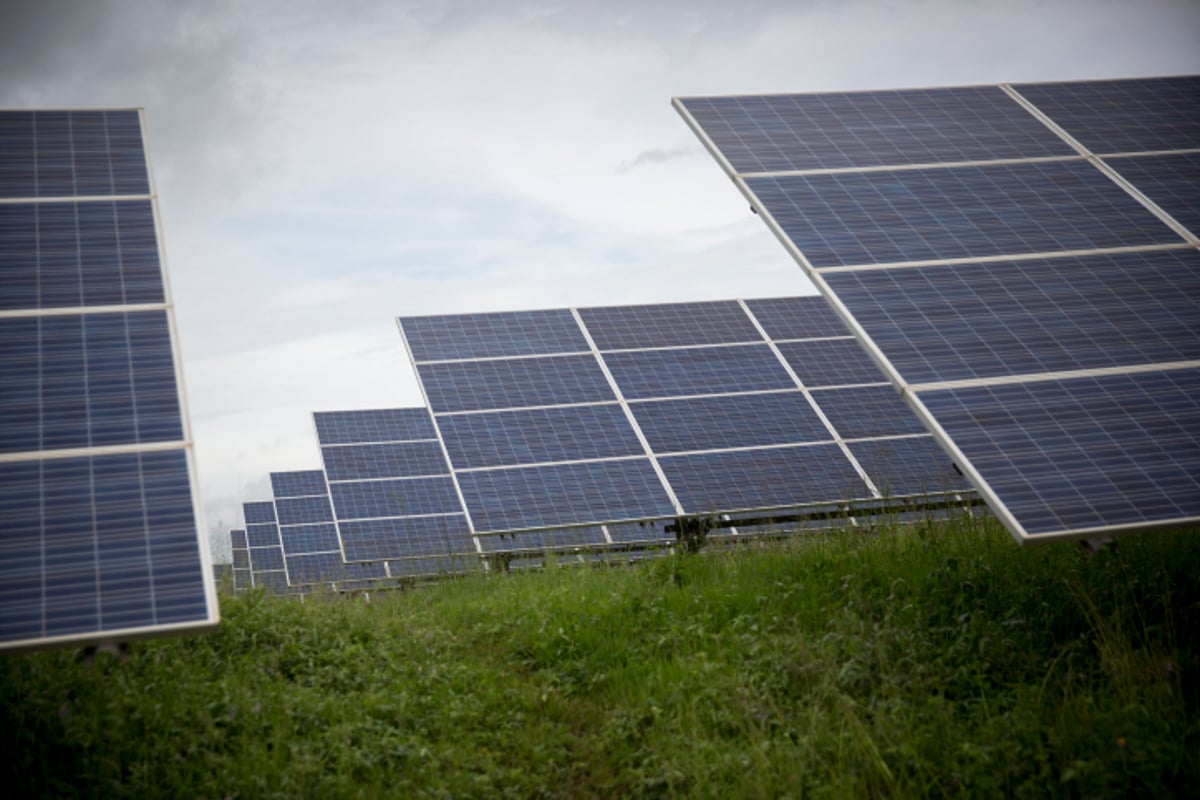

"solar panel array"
[229, 529, 251, 591]
[398, 296, 972, 541]
[675, 75, 1200, 543]
[0, 109, 218, 651]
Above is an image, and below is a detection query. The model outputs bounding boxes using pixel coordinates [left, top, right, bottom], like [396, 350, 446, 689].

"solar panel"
[398, 296, 972, 539]
[242, 501, 287, 590]
[0, 109, 218, 651]
[313, 409, 479, 564]
[1012, 76, 1200, 155]
[676, 75, 1200, 543]
[268, 470, 388, 588]
[229, 529, 251, 591]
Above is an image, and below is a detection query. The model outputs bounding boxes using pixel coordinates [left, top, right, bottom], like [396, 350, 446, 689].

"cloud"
[617, 146, 699, 173]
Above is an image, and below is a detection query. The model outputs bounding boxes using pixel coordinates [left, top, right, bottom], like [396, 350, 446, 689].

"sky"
[2, 0, 1198, 560]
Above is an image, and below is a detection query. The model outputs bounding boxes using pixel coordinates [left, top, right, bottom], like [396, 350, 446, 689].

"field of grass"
[3, 513, 1198, 798]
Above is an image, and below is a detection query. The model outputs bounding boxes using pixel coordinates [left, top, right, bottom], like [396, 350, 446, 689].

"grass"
[3, 513, 1198, 798]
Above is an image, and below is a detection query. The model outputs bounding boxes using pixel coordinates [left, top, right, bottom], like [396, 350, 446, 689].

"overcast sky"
[3, 0, 1198, 560]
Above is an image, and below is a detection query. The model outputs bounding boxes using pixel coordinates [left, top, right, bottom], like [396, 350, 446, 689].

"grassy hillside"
[3, 514, 1198, 798]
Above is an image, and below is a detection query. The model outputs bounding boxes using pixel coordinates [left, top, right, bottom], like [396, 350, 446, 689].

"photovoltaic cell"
[275, 495, 334, 526]
[0, 201, 164, 311]
[329, 477, 462, 519]
[243, 501, 276, 525]
[475, 526, 609, 554]
[321, 440, 448, 482]
[417, 354, 614, 413]
[743, 295, 847, 340]
[602, 344, 793, 399]
[0, 451, 209, 641]
[313, 407, 435, 445]
[745, 161, 1183, 268]
[270, 470, 327, 499]
[848, 437, 972, 497]
[277, 523, 340, 556]
[0, 109, 215, 650]
[438, 404, 643, 469]
[1105, 153, 1200, 238]
[812, 386, 929, 440]
[579, 300, 760, 350]
[245, 522, 279, 549]
[338, 515, 476, 562]
[0, 311, 183, 453]
[822, 250, 1200, 384]
[629, 392, 829, 453]
[400, 308, 588, 361]
[776, 338, 888, 388]
[921, 370, 1200, 534]
[1013, 75, 1200, 155]
[0, 110, 151, 198]
[458, 459, 677, 534]
[676, 87, 1075, 173]
[659, 445, 872, 514]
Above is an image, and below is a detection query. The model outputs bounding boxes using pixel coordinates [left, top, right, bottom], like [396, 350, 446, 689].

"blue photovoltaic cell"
[321, 440, 448, 482]
[243, 501, 276, 524]
[743, 296, 847, 341]
[459, 459, 676, 533]
[0, 201, 164, 311]
[579, 300, 761, 350]
[0, 450, 207, 642]
[330, 477, 462, 520]
[746, 160, 1184, 268]
[1013, 75, 1200, 155]
[848, 436, 970, 497]
[229, 529, 247, 549]
[438, 404, 643, 469]
[338, 515, 476, 562]
[822, 250, 1200, 384]
[387, 556, 478, 577]
[659, 444, 872, 514]
[602, 344, 794, 400]
[245, 522, 279, 549]
[1106, 153, 1200, 238]
[285, 553, 387, 585]
[252, 571, 289, 592]
[0, 311, 183, 454]
[232, 550, 250, 570]
[270, 470, 327, 499]
[629, 392, 830, 453]
[812, 385, 927, 440]
[401, 308, 588, 362]
[0, 110, 151, 199]
[275, 495, 334, 526]
[314, 407, 436, 445]
[418, 354, 614, 413]
[777, 338, 887, 388]
[677, 86, 1074, 173]
[277, 523, 341, 556]
[248, 546, 285, 572]
[475, 526, 609, 554]
[921, 369, 1200, 536]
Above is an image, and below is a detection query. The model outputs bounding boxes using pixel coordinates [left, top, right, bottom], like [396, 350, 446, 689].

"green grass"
[3, 514, 1198, 798]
